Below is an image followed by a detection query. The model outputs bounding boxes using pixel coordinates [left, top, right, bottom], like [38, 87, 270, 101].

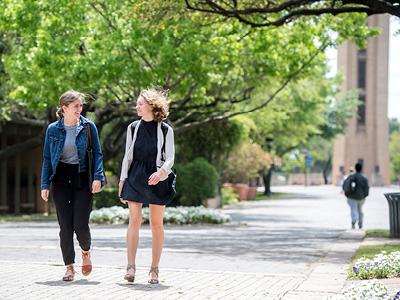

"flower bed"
[351, 251, 400, 280]
[334, 280, 399, 300]
[90, 206, 231, 225]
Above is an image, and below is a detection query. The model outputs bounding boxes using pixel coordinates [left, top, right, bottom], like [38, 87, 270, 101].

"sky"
[326, 17, 400, 120]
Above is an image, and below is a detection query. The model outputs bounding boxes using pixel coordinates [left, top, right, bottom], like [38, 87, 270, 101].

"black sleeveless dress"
[121, 120, 174, 206]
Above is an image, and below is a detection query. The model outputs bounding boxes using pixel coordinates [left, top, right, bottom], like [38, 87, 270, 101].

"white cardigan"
[120, 120, 175, 181]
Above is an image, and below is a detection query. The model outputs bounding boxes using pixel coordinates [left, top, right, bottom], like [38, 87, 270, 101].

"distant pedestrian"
[119, 88, 175, 284]
[342, 163, 369, 229]
[40, 90, 105, 281]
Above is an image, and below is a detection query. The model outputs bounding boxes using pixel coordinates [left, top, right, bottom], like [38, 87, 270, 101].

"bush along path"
[90, 206, 231, 225]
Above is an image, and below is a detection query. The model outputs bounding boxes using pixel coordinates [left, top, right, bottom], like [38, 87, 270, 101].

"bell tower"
[332, 15, 390, 186]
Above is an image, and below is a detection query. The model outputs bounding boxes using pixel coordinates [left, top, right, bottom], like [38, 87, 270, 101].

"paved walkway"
[0, 185, 399, 299]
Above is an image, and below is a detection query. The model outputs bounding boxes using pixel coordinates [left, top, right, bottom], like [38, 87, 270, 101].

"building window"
[357, 49, 367, 127]
[357, 93, 366, 125]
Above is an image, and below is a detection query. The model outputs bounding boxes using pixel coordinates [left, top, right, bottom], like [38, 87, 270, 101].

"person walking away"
[342, 163, 369, 229]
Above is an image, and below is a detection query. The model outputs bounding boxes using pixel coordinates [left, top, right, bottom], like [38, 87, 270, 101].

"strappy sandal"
[62, 265, 75, 281]
[81, 250, 92, 276]
[148, 266, 159, 284]
[124, 264, 136, 283]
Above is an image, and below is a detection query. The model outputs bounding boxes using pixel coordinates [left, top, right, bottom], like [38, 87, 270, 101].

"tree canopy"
[0, 0, 378, 173]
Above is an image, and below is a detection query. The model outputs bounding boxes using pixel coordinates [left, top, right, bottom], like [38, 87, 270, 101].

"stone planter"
[247, 186, 257, 200]
[233, 183, 249, 201]
[203, 197, 219, 209]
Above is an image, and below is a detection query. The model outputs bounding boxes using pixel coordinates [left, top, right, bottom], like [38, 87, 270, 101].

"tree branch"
[185, 0, 400, 27]
[174, 39, 330, 133]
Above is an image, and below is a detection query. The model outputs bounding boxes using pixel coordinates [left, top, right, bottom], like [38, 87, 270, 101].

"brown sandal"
[124, 264, 136, 283]
[82, 250, 92, 276]
[148, 266, 159, 284]
[62, 265, 75, 281]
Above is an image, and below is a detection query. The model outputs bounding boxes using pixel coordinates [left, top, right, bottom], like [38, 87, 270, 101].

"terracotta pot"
[247, 186, 257, 200]
[233, 183, 249, 201]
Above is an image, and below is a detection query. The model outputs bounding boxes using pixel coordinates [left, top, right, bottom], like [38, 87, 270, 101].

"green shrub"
[221, 186, 238, 206]
[223, 143, 271, 183]
[177, 158, 219, 206]
[93, 187, 120, 209]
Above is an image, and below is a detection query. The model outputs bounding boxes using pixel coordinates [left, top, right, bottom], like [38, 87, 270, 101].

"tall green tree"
[247, 76, 358, 191]
[0, 0, 376, 174]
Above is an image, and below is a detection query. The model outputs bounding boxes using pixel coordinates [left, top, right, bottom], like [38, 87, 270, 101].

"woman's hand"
[148, 169, 165, 185]
[92, 180, 102, 193]
[119, 180, 127, 205]
[41, 189, 49, 202]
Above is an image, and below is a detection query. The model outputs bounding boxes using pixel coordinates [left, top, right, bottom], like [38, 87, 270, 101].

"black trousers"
[52, 162, 93, 265]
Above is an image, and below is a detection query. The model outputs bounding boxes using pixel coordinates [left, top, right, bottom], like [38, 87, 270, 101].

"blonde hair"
[56, 90, 85, 119]
[140, 88, 170, 122]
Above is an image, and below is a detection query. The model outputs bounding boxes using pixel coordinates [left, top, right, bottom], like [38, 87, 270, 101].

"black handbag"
[86, 124, 107, 189]
[160, 124, 176, 194]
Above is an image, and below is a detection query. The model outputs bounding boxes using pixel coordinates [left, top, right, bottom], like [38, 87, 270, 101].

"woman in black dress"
[119, 88, 175, 284]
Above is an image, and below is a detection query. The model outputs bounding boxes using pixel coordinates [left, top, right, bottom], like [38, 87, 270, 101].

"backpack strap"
[131, 122, 138, 140]
[130, 121, 168, 162]
[161, 123, 168, 162]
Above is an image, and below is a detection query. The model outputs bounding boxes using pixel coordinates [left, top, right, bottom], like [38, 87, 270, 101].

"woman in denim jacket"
[41, 90, 105, 281]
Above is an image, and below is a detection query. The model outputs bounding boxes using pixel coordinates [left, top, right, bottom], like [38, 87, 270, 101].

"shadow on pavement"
[92, 227, 344, 264]
[35, 279, 101, 286]
[116, 283, 170, 291]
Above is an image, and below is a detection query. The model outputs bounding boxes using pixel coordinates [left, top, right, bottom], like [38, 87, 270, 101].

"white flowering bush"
[90, 206, 129, 224]
[90, 206, 231, 225]
[351, 251, 400, 279]
[333, 280, 394, 300]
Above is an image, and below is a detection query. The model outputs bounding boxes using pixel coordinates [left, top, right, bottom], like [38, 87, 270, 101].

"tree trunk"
[322, 153, 332, 184]
[263, 164, 274, 196]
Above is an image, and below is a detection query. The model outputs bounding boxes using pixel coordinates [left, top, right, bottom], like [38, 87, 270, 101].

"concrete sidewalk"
[0, 185, 399, 299]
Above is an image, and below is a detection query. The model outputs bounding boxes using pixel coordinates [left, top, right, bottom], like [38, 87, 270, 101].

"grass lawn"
[365, 229, 390, 238]
[255, 192, 289, 201]
[352, 244, 400, 262]
[0, 213, 57, 222]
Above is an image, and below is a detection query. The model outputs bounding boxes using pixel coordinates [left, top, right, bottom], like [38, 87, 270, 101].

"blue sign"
[305, 154, 313, 168]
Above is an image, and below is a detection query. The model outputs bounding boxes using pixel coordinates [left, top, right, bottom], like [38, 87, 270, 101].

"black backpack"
[130, 121, 176, 195]
[343, 174, 357, 197]
[131, 121, 169, 161]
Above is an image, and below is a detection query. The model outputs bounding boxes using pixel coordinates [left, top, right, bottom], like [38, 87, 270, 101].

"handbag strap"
[161, 123, 168, 162]
[86, 124, 92, 151]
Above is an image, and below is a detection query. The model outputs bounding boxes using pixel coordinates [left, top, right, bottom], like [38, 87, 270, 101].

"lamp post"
[304, 151, 313, 187]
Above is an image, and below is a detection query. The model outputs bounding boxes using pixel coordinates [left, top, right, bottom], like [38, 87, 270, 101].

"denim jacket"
[41, 116, 105, 190]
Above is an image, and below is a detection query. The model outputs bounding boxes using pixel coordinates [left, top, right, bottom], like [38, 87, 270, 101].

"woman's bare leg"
[126, 202, 142, 270]
[149, 204, 165, 268]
